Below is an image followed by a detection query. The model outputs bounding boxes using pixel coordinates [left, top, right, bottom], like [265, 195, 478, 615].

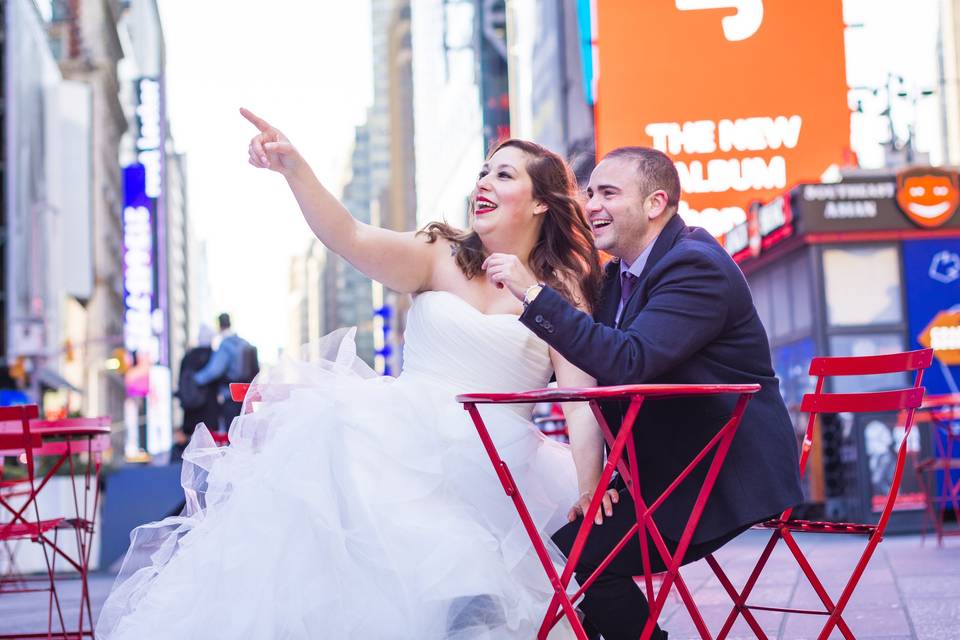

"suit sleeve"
[520, 251, 731, 383]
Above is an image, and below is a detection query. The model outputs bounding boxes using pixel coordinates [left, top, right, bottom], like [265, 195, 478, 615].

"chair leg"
[41, 528, 68, 638]
[76, 525, 93, 636]
[669, 570, 713, 640]
[706, 559, 766, 639]
[706, 531, 779, 640]
[780, 531, 855, 640]
[817, 531, 887, 640]
[916, 466, 936, 546]
[0, 539, 27, 592]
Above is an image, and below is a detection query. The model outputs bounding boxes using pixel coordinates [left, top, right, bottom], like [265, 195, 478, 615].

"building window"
[749, 270, 775, 340]
[771, 264, 793, 341]
[823, 246, 902, 328]
[827, 332, 908, 393]
[790, 255, 813, 334]
[747, 249, 812, 346]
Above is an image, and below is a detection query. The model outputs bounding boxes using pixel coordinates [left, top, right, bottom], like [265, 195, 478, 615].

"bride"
[97, 109, 615, 639]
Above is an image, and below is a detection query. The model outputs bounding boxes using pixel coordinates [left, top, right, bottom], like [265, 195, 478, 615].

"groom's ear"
[645, 189, 670, 221]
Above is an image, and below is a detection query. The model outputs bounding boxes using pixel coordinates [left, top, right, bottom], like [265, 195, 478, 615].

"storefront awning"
[36, 368, 83, 394]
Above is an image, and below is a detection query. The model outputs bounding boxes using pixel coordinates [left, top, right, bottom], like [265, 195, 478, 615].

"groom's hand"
[482, 253, 538, 300]
[568, 489, 620, 525]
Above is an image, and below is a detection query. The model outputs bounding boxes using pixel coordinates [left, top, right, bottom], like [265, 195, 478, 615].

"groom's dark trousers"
[520, 214, 803, 639]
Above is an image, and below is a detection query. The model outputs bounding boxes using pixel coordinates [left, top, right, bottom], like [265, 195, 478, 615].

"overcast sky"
[844, 0, 943, 167]
[158, 0, 943, 362]
[158, 0, 372, 362]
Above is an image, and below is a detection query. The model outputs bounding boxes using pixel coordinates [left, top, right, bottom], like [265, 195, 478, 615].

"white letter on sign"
[675, 0, 764, 42]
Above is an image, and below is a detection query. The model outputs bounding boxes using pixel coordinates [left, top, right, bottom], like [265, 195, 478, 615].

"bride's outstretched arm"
[241, 108, 436, 294]
[551, 350, 618, 525]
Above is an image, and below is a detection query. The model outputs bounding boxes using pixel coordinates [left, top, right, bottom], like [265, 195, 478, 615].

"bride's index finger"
[240, 107, 272, 133]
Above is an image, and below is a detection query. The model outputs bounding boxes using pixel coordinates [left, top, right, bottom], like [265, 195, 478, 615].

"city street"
[3, 0, 960, 638]
[1, 530, 957, 638]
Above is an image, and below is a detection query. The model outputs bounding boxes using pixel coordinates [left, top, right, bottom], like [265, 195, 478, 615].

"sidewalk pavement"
[0, 530, 957, 638]
[656, 530, 960, 639]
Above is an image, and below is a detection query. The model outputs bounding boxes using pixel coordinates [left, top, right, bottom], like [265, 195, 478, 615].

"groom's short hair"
[605, 147, 681, 213]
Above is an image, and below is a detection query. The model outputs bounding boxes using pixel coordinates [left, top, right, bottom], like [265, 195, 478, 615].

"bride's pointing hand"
[241, 107, 304, 176]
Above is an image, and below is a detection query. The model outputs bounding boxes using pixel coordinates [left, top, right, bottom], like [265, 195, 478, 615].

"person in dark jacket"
[482, 146, 802, 640]
[193, 313, 256, 431]
[173, 325, 220, 459]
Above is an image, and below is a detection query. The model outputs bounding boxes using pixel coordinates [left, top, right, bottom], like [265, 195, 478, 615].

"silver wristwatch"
[522, 283, 544, 310]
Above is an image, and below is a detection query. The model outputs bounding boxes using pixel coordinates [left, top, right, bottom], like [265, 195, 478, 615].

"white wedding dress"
[98, 291, 579, 639]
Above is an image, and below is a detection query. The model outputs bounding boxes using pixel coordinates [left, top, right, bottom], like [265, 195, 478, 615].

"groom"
[485, 147, 802, 639]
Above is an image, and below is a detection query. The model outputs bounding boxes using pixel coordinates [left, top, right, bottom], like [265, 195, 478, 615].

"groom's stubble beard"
[602, 206, 650, 263]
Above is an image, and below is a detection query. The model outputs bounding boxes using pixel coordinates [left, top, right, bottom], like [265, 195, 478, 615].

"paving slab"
[0, 530, 956, 638]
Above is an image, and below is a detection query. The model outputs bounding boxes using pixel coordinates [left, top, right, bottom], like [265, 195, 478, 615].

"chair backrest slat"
[800, 387, 925, 414]
[808, 349, 933, 377]
[0, 433, 42, 450]
[0, 405, 39, 421]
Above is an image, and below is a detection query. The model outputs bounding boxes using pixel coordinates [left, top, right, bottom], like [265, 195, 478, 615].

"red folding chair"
[230, 383, 252, 408]
[704, 348, 933, 640]
[0, 404, 71, 638]
[533, 403, 569, 442]
[230, 382, 298, 409]
[220, 382, 302, 445]
[0, 415, 110, 638]
[912, 394, 960, 547]
[459, 383, 761, 640]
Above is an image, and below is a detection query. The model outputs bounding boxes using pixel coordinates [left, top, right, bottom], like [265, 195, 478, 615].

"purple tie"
[620, 271, 638, 308]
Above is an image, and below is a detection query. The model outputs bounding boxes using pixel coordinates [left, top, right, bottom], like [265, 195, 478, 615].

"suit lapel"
[595, 261, 621, 327]
[618, 214, 688, 327]
[636, 214, 686, 283]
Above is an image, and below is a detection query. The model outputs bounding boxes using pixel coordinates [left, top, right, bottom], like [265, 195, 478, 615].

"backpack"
[221, 336, 260, 385]
[235, 343, 260, 383]
[177, 348, 212, 411]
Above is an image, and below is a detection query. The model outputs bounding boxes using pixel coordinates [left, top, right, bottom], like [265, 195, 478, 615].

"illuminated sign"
[146, 365, 172, 455]
[478, 0, 510, 150]
[723, 219, 749, 260]
[802, 181, 895, 221]
[726, 192, 793, 263]
[798, 172, 960, 233]
[595, 1, 850, 236]
[129, 75, 168, 372]
[756, 194, 790, 240]
[919, 310, 960, 366]
[676, 0, 764, 42]
[122, 164, 159, 396]
[135, 77, 162, 199]
[895, 167, 960, 229]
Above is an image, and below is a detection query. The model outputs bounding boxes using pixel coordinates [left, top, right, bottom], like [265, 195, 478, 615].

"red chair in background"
[220, 382, 299, 445]
[0, 404, 69, 638]
[0, 412, 110, 638]
[704, 348, 933, 640]
[532, 403, 569, 442]
[912, 393, 960, 547]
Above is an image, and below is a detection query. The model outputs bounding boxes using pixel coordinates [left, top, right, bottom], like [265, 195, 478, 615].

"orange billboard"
[595, 0, 851, 236]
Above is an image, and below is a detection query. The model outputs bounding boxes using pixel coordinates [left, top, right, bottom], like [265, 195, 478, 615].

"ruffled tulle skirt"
[97, 329, 579, 639]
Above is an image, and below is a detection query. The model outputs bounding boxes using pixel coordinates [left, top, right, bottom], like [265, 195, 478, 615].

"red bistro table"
[0, 415, 111, 637]
[457, 383, 760, 640]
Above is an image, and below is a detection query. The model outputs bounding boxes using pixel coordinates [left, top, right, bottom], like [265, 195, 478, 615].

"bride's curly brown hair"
[418, 139, 602, 311]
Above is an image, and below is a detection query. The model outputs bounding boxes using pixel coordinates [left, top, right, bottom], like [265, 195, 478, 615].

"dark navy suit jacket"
[520, 214, 802, 543]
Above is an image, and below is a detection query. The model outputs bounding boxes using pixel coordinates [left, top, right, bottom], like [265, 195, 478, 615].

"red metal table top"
[457, 383, 761, 405]
[0, 417, 111, 438]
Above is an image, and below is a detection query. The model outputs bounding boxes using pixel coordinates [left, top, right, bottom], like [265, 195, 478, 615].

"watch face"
[524, 284, 542, 307]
